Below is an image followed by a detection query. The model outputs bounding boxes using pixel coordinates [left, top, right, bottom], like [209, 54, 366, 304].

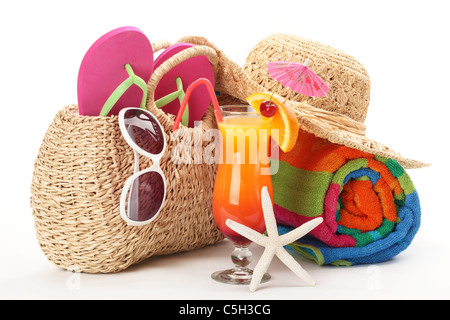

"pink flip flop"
[77, 27, 153, 116]
[153, 43, 215, 127]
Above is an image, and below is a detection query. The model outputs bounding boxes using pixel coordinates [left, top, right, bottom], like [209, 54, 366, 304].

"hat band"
[288, 100, 367, 136]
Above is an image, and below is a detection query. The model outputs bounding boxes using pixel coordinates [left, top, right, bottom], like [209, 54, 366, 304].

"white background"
[1, 0, 449, 300]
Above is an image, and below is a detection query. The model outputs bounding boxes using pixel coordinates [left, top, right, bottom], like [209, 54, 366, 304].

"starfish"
[226, 186, 323, 292]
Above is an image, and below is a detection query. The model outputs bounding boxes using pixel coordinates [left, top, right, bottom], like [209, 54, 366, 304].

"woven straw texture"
[30, 42, 225, 273]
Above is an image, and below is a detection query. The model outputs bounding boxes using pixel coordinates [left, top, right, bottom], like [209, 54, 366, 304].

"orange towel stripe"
[338, 180, 384, 232]
[280, 130, 374, 173]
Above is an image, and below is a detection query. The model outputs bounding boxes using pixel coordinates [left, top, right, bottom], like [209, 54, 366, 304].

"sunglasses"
[119, 108, 167, 226]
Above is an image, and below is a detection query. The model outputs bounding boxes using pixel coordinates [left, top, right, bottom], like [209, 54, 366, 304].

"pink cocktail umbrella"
[267, 59, 329, 98]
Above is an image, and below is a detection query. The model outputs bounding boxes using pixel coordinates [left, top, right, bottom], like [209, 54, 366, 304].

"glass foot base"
[211, 268, 271, 285]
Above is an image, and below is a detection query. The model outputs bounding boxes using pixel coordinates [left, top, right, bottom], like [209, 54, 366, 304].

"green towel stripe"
[397, 172, 416, 195]
[374, 154, 389, 164]
[288, 243, 326, 266]
[394, 192, 406, 202]
[330, 260, 353, 267]
[383, 157, 415, 194]
[331, 158, 369, 188]
[271, 159, 333, 217]
[338, 218, 396, 247]
[385, 158, 405, 178]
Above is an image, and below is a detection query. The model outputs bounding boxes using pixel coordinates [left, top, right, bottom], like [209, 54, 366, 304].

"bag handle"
[146, 44, 219, 123]
[151, 40, 172, 53]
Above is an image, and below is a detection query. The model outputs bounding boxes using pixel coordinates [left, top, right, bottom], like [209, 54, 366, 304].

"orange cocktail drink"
[169, 78, 298, 285]
[212, 109, 273, 245]
[211, 105, 274, 284]
[211, 94, 298, 285]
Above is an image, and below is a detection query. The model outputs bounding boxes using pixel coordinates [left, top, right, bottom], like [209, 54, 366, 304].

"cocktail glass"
[210, 105, 272, 285]
[171, 78, 274, 285]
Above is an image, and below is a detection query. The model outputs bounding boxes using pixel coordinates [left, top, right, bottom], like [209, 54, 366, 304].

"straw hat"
[244, 34, 430, 169]
[178, 35, 429, 169]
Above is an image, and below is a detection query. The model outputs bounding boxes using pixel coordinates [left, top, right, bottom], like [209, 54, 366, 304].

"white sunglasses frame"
[118, 107, 167, 227]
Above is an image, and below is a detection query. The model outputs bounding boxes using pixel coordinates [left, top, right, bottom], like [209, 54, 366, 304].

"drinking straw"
[172, 78, 222, 131]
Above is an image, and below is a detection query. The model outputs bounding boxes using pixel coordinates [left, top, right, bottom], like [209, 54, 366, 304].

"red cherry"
[260, 100, 277, 117]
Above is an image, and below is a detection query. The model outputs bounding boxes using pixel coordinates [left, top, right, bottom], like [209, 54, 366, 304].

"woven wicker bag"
[30, 42, 224, 273]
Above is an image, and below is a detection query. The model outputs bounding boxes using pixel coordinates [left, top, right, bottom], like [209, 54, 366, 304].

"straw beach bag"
[30, 41, 225, 273]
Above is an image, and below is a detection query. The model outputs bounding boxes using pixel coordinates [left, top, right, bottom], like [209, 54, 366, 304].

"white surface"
[1, 0, 449, 300]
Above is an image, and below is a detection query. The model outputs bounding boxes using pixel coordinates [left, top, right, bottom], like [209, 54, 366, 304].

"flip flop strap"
[99, 64, 148, 117]
[154, 77, 189, 126]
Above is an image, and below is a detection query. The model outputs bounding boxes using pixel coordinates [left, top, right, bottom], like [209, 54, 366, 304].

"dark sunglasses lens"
[124, 109, 164, 155]
[126, 171, 165, 222]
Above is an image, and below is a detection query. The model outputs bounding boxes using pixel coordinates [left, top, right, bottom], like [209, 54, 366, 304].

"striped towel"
[272, 130, 421, 266]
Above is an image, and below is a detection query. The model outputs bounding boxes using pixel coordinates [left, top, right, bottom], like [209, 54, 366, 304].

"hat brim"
[286, 98, 429, 169]
[176, 36, 429, 169]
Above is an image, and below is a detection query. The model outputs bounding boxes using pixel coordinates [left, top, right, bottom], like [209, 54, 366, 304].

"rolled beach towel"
[273, 130, 421, 266]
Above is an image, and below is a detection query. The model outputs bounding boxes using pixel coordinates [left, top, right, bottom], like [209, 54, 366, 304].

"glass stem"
[231, 245, 252, 272]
